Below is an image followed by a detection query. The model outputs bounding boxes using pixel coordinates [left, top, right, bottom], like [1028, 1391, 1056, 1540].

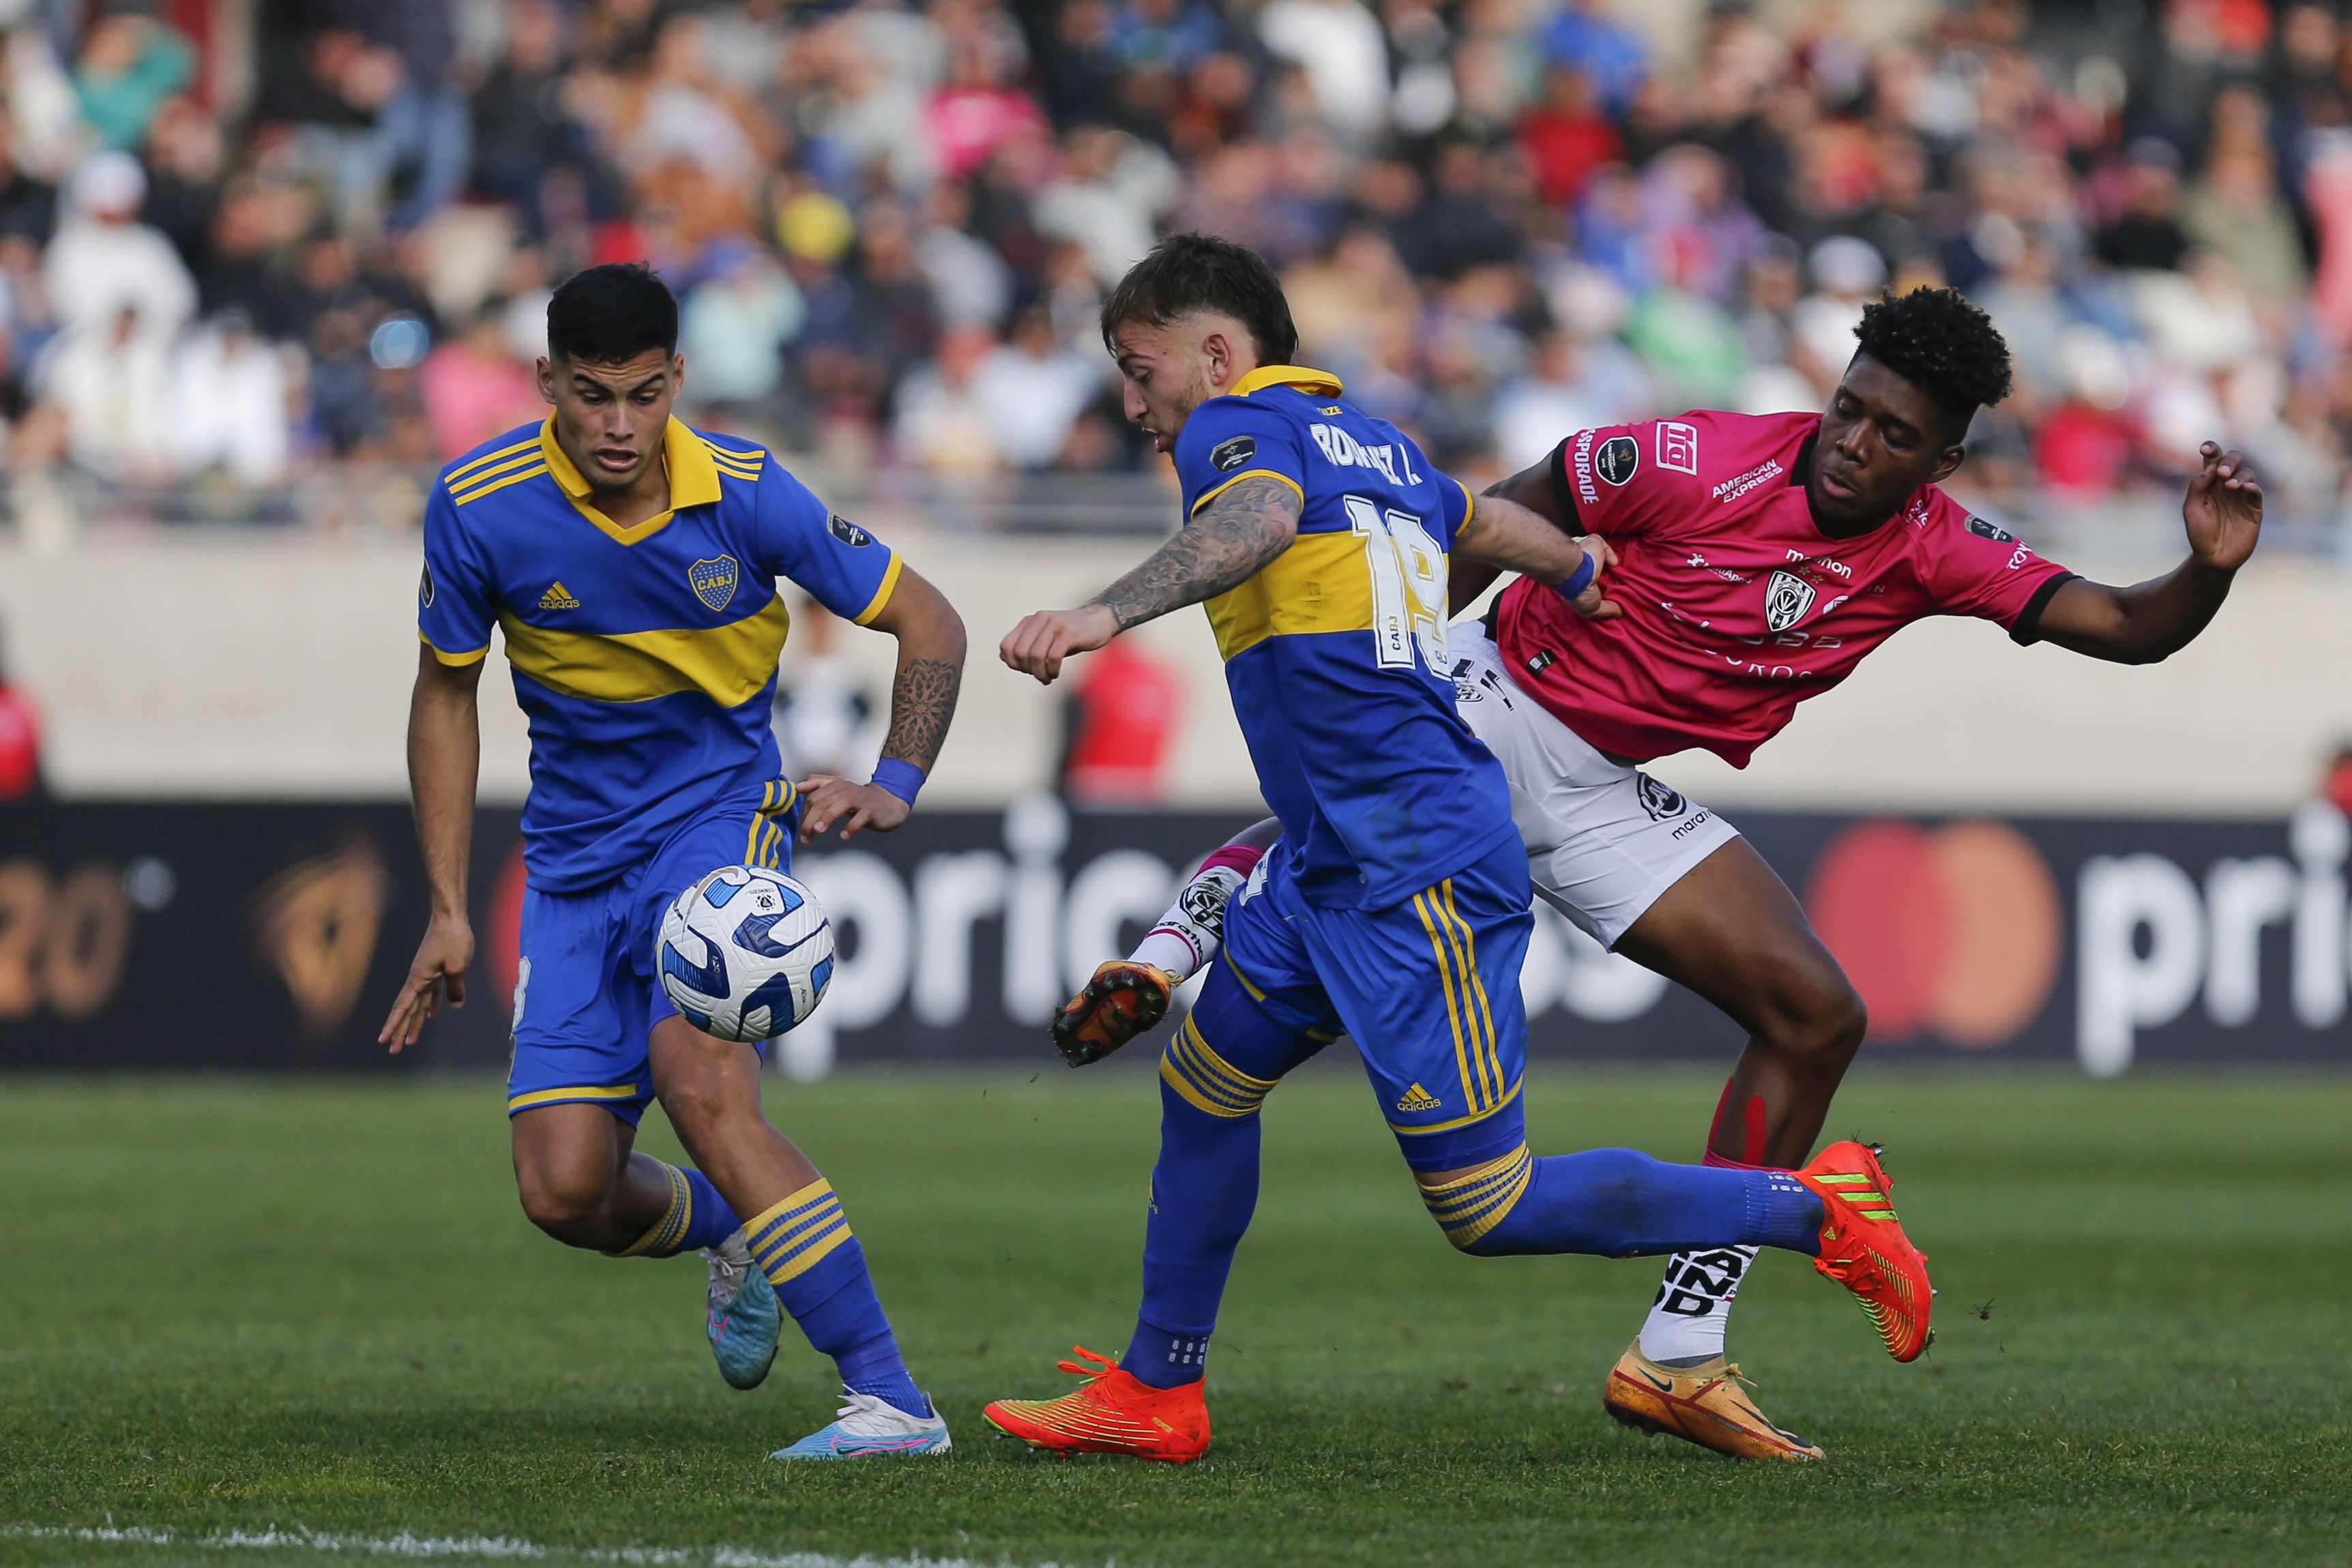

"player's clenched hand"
[1568, 535, 1624, 622]
[2183, 441, 2262, 571]
[1000, 605, 1119, 685]
[379, 911, 473, 1054]
[797, 775, 910, 841]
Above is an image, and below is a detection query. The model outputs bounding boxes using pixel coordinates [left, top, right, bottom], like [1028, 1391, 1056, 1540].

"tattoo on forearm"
[881, 656, 960, 772]
[1089, 476, 1301, 632]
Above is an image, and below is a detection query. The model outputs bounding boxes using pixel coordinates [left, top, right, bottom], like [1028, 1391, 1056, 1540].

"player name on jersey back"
[1173, 366, 1516, 909]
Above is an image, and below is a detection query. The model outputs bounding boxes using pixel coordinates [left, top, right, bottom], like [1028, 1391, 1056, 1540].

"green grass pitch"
[1, 1065, 2347, 1567]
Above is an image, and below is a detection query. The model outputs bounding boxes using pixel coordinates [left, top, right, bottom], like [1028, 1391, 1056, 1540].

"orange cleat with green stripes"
[982, 1346, 1210, 1463]
[1793, 1140, 1934, 1362]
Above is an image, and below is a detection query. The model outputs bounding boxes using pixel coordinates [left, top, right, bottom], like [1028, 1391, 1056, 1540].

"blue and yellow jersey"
[1173, 366, 1516, 910]
[418, 415, 901, 893]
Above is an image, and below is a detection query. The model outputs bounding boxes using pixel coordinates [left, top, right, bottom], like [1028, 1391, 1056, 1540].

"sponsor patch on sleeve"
[1596, 434, 1639, 486]
[1210, 435, 1258, 473]
[419, 561, 435, 607]
[1965, 515, 2018, 544]
[1657, 421, 1699, 475]
[827, 514, 873, 547]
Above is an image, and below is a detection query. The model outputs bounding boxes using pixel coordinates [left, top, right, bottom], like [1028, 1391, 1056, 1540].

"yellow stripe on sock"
[1159, 1016, 1278, 1119]
[1415, 1145, 1533, 1246]
[744, 1179, 855, 1284]
[608, 1161, 692, 1257]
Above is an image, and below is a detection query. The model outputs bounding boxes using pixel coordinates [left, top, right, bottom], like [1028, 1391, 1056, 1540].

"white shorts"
[1450, 626, 1741, 949]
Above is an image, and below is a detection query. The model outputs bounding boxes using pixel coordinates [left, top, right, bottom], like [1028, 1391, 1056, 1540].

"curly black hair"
[1851, 286, 2013, 428]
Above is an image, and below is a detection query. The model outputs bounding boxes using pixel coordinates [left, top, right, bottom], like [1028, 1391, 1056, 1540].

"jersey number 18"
[1346, 495, 1447, 677]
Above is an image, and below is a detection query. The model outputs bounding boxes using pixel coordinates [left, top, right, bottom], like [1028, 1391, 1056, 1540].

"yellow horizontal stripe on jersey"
[453, 463, 550, 507]
[1190, 467, 1306, 517]
[418, 630, 490, 666]
[499, 596, 791, 707]
[1203, 529, 1377, 662]
[851, 552, 903, 627]
[446, 433, 542, 488]
[448, 448, 548, 499]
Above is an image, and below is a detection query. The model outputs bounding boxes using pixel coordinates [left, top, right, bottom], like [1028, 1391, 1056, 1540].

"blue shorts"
[505, 780, 799, 1124]
[1205, 835, 1533, 1172]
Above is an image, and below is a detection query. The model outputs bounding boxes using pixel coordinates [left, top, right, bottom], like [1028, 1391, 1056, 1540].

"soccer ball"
[658, 866, 835, 1041]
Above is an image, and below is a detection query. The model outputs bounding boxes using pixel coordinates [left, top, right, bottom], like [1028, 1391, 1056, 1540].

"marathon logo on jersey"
[828, 513, 873, 548]
[1210, 435, 1258, 473]
[1712, 458, 1783, 504]
[688, 555, 739, 612]
[419, 561, 435, 608]
[1308, 421, 1418, 486]
[1635, 773, 1688, 822]
[1763, 569, 1817, 632]
[1596, 434, 1638, 486]
[1657, 420, 1699, 475]
[1966, 514, 2018, 544]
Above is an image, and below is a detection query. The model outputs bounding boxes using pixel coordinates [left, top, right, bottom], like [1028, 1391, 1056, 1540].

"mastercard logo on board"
[1804, 819, 2062, 1047]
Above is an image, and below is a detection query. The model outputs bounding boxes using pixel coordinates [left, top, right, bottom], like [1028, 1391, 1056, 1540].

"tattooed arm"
[799, 563, 967, 840]
[999, 475, 1302, 683]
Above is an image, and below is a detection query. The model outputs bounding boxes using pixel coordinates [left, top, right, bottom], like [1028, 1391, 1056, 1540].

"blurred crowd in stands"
[2, 0, 2352, 537]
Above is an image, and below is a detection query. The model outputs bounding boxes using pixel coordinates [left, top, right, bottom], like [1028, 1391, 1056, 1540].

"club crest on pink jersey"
[1764, 569, 1816, 632]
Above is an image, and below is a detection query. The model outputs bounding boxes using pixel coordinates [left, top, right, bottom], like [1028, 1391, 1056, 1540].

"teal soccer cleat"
[704, 1230, 780, 1390]
[769, 1391, 953, 1460]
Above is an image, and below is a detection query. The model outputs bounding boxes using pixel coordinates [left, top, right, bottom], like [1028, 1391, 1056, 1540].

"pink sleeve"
[1548, 417, 1711, 539]
[1918, 493, 2078, 642]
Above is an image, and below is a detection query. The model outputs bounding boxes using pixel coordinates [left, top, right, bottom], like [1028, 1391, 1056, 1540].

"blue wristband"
[871, 756, 926, 808]
[1556, 548, 1597, 603]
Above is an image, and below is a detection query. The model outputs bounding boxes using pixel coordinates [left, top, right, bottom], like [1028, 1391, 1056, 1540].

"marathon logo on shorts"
[828, 513, 873, 547]
[1636, 774, 1688, 822]
[1596, 434, 1638, 486]
[1763, 569, 1816, 632]
[1966, 514, 2018, 544]
[1210, 435, 1258, 473]
[1657, 420, 1699, 475]
[688, 555, 740, 612]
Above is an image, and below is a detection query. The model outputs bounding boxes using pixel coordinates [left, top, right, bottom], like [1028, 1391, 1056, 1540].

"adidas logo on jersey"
[1395, 1083, 1442, 1113]
[538, 582, 580, 610]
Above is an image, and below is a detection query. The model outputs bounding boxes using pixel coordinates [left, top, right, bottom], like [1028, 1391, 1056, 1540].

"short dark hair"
[1101, 233, 1299, 366]
[1852, 286, 2013, 430]
[546, 262, 678, 364]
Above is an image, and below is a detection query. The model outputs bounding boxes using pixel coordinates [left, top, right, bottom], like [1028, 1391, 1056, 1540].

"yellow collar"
[1230, 364, 1344, 398]
[538, 415, 722, 545]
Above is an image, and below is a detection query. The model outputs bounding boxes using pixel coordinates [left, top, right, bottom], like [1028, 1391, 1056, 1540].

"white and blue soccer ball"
[658, 866, 835, 1042]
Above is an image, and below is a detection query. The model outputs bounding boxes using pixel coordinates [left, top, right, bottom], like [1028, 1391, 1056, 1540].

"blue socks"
[1421, 1147, 1823, 1258]
[745, 1180, 930, 1418]
[1128, 1069, 1267, 1388]
[609, 1160, 743, 1258]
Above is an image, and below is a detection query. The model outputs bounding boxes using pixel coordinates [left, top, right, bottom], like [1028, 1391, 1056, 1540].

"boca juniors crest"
[688, 556, 739, 612]
[1763, 569, 1816, 632]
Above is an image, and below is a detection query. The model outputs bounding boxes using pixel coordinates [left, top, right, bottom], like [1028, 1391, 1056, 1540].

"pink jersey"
[1493, 409, 2076, 767]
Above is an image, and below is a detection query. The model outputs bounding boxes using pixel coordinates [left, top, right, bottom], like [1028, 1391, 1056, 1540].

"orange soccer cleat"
[1602, 1342, 1825, 1462]
[982, 1346, 1210, 1463]
[1793, 1140, 1934, 1362]
[1050, 962, 1176, 1067]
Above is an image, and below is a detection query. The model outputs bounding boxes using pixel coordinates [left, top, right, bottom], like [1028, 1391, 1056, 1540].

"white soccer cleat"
[769, 1389, 952, 1460]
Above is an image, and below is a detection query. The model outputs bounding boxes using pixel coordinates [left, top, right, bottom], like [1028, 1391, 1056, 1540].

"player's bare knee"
[515, 1170, 616, 1247]
[653, 1075, 739, 1144]
[1755, 964, 1866, 1073]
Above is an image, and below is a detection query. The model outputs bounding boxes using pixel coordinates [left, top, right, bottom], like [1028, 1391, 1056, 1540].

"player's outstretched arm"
[1454, 491, 1621, 623]
[1000, 475, 1302, 684]
[1450, 457, 1574, 614]
[380, 647, 484, 1054]
[2033, 442, 2261, 664]
[800, 563, 967, 840]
